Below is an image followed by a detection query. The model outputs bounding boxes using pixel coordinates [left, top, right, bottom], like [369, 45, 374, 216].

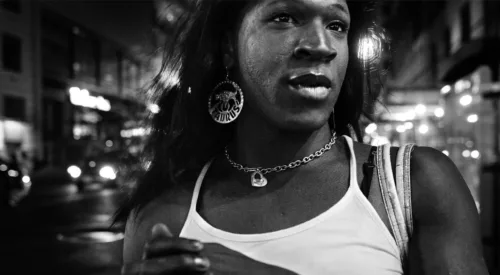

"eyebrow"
[329, 3, 349, 16]
[265, 0, 350, 16]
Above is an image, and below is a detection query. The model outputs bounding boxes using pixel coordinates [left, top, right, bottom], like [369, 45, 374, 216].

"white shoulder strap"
[376, 143, 415, 266]
[376, 144, 408, 259]
[395, 144, 415, 236]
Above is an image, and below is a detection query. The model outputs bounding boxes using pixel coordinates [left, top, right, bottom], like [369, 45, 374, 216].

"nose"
[293, 22, 337, 62]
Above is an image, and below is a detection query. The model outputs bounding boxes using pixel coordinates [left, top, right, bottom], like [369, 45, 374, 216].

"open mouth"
[288, 74, 332, 100]
[289, 74, 332, 88]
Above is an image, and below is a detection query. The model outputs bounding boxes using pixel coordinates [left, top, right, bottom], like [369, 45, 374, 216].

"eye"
[271, 13, 296, 24]
[328, 21, 349, 33]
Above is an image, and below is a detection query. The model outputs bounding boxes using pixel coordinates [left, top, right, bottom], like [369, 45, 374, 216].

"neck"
[228, 113, 337, 168]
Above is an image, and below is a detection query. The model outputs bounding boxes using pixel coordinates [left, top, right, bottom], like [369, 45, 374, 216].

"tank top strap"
[186, 159, 214, 218]
[342, 135, 359, 190]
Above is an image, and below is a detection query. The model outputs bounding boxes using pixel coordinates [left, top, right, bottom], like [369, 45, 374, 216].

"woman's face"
[233, 0, 350, 131]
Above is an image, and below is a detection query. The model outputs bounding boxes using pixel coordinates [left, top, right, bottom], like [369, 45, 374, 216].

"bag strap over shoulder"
[395, 144, 415, 236]
[375, 143, 415, 266]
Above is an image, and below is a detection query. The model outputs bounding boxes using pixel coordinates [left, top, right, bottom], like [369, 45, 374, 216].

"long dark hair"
[115, 0, 385, 223]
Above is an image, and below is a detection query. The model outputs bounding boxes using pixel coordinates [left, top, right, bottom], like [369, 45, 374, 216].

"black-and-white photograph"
[1, 0, 499, 274]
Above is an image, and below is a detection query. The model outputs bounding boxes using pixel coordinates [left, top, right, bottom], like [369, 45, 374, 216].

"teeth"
[297, 86, 329, 95]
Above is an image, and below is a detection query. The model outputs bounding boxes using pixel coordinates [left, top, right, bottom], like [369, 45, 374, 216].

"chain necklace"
[224, 132, 337, 187]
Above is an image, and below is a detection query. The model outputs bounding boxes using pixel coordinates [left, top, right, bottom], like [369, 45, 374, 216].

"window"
[460, 2, 470, 43]
[0, 0, 21, 13]
[71, 27, 100, 85]
[4, 95, 26, 121]
[100, 42, 119, 93]
[2, 33, 22, 73]
[41, 9, 72, 79]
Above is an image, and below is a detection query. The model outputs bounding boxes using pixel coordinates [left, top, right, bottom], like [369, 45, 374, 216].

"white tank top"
[180, 136, 403, 274]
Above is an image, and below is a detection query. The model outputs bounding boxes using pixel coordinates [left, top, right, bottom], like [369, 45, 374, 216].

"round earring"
[208, 67, 244, 124]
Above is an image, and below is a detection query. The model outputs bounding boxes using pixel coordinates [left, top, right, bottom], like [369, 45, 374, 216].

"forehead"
[255, 0, 349, 15]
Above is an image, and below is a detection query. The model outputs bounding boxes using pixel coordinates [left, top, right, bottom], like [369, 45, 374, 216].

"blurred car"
[0, 156, 31, 209]
[66, 149, 141, 192]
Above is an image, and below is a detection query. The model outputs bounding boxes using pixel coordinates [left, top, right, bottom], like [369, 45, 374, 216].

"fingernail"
[193, 257, 210, 270]
[192, 241, 204, 250]
[151, 223, 173, 238]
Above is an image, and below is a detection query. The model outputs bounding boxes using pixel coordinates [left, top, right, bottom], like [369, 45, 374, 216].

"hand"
[121, 223, 211, 275]
[203, 243, 298, 275]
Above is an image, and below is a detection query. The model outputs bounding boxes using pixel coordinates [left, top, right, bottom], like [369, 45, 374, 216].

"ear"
[221, 33, 236, 69]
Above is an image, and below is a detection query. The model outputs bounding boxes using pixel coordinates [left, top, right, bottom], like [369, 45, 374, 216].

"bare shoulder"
[409, 146, 477, 222]
[407, 146, 488, 274]
[123, 183, 195, 263]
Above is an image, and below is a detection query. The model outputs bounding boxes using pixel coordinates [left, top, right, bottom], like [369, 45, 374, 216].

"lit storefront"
[0, 119, 35, 165]
[366, 65, 499, 212]
[66, 86, 146, 163]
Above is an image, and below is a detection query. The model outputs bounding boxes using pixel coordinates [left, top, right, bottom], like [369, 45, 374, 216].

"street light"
[148, 103, 160, 114]
[434, 107, 445, 118]
[415, 104, 427, 115]
[471, 150, 480, 159]
[404, 122, 414, 130]
[418, 124, 429, 134]
[441, 85, 452, 95]
[467, 114, 479, 123]
[365, 123, 377, 134]
[357, 31, 382, 64]
[396, 125, 406, 133]
[460, 94, 473, 106]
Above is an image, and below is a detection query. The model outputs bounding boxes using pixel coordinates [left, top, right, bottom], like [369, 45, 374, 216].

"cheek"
[340, 44, 349, 71]
[336, 44, 349, 84]
[237, 27, 290, 98]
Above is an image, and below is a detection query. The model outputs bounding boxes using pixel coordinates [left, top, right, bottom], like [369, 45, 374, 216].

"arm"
[123, 210, 146, 264]
[122, 196, 298, 275]
[408, 147, 489, 274]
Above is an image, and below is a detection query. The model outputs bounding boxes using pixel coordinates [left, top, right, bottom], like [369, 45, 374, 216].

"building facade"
[0, 0, 39, 166]
[375, 0, 500, 271]
[0, 0, 153, 169]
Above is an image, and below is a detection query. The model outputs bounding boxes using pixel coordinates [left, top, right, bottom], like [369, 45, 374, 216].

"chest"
[197, 163, 352, 234]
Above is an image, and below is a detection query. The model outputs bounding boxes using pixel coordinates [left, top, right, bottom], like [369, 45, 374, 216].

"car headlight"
[22, 176, 31, 188]
[7, 169, 19, 177]
[99, 166, 116, 180]
[67, 165, 82, 179]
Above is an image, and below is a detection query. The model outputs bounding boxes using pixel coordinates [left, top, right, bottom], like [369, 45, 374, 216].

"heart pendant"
[251, 171, 267, 187]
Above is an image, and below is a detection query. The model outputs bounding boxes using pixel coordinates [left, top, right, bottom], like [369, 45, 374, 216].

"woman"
[118, 0, 489, 274]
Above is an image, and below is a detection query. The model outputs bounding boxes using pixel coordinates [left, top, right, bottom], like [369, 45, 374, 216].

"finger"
[144, 239, 204, 259]
[143, 223, 175, 260]
[151, 223, 173, 239]
[121, 255, 210, 275]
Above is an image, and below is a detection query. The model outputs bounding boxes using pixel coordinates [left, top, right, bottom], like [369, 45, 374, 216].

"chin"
[278, 111, 330, 132]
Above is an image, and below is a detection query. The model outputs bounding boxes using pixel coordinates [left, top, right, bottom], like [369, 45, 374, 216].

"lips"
[288, 74, 332, 89]
[287, 73, 332, 101]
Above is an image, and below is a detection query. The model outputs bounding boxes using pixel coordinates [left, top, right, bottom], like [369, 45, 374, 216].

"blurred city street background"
[1, 0, 500, 274]
[3, 167, 125, 275]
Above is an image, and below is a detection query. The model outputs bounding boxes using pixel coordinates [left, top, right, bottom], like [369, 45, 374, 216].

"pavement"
[3, 166, 127, 275]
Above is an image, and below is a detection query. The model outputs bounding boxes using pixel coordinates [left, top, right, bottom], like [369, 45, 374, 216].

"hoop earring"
[208, 68, 244, 124]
